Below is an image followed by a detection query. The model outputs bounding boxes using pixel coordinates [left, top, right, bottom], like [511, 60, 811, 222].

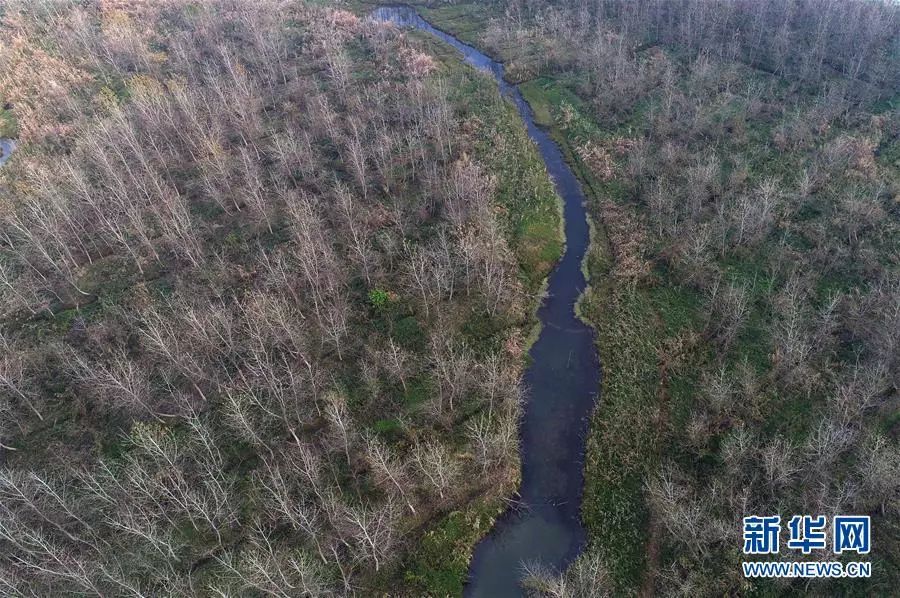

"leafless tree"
[0, 354, 43, 422]
[411, 439, 458, 500]
[339, 499, 397, 572]
[364, 434, 415, 514]
[429, 336, 476, 416]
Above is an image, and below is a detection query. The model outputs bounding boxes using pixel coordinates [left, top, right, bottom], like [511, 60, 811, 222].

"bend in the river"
[370, 7, 601, 596]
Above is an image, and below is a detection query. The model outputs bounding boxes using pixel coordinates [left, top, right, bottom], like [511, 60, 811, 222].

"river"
[370, 7, 601, 596]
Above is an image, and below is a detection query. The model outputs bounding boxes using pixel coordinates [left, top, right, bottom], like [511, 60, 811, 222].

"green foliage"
[401, 376, 432, 408]
[582, 470, 648, 589]
[649, 285, 703, 336]
[519, 80, 554, 127]
[452, 68, 563, 293]
[368, 287, 390, 309]
[401, 500, 504, 596]
[0, 106, 18, 138]
[372, 418, 404, 440]
[414, 2, 496, 48]
[582, 287, 659, 590]
[460, 308, 508, 356]
[393, 315, 426, 351]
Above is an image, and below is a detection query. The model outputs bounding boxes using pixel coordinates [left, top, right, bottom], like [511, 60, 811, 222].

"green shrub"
[368, 288, 390, 309]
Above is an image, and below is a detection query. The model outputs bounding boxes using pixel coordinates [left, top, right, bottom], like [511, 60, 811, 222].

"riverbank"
[403, 4, 900, 596]
[362, 7, 570, 595]
[369, 7, 604, 597]
[520, 75, 654, 594]
[0, 4, 569, 595]
[365, 7, 709, 593]
[363, 4, 660, 592]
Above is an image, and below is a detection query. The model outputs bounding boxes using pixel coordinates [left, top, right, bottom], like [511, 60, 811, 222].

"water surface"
[370, 7, 601, 596]
[0, 139, 15, 166]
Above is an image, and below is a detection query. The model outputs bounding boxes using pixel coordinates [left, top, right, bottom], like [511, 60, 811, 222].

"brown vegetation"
[0, 1, 550, 593]
[458, 0, 900, 594]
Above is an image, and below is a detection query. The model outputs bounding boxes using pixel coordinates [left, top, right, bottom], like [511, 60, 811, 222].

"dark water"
[369, 7, 601, 596]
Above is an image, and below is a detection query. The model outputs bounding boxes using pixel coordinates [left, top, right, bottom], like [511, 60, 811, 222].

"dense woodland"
[0, 1, 565, 594]
[1, 0, 898, 596]
[403, 0, 899, 595]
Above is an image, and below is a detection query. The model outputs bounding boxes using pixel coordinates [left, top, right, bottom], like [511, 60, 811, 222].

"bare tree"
[380, 338, 413, 393]
[429, 336, 475, 416]
[364, 434, 415, 514]
[340, 499, 397, 572]
[0, 354, 43, 421]
[324, 392, 354, 468]
[411, 439, 458, 500]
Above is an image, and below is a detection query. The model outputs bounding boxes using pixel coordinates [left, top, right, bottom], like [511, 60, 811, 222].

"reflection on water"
[370, 6, 601, 597]
[0, 139, 15, 166]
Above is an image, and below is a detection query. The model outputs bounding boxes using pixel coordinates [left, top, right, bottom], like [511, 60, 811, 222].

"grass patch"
[418, 3, 493, 46]
[582, 287, 660, 591]
[400, 498, 505, 596]
[409, 28, 563, 295]
[0, 106, 18, 138]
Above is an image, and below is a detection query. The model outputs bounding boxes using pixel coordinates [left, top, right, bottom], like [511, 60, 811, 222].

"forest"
[406, 0, 898, 595]
[1, 0, 898, 596]
[0, 0, 564, 594]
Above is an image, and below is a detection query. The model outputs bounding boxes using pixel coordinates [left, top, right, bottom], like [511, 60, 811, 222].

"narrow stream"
[370, 7, 601, 596]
